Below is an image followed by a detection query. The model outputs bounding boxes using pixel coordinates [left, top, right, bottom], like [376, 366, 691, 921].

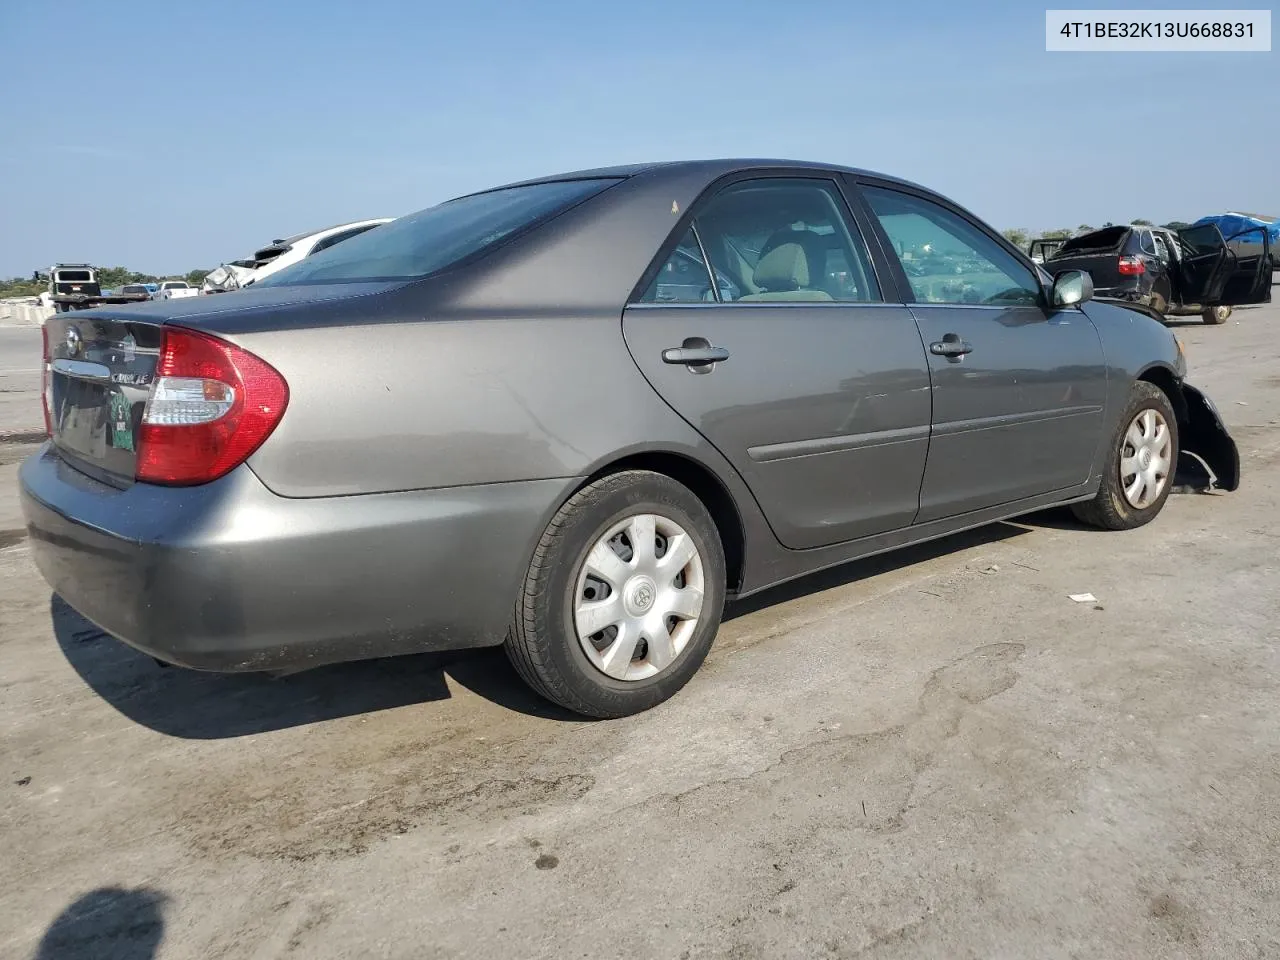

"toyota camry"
[20, 159, 1267, 717]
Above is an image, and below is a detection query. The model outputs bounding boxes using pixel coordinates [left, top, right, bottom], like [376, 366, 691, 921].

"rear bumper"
[1093, 280, 1147, 302]
[19, 445, 572, 671]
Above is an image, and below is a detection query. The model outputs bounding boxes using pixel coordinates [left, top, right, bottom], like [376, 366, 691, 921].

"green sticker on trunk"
[109, 389, 135, 452]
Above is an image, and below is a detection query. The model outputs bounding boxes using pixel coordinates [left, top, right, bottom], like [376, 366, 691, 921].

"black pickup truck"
[1043, 223, 1271, 324]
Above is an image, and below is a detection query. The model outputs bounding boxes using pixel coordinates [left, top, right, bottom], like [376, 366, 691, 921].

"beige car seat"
[737, 229, 833, 301]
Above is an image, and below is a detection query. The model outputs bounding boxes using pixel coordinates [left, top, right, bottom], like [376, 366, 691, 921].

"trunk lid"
[45, 313, 163, 486]
[42, 280, 405, 485]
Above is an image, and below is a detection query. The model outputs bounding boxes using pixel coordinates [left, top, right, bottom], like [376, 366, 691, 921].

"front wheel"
[505, 470, 726, 718]
[1072, 381, 1178, 531]
[1202, 305, 1231, 324]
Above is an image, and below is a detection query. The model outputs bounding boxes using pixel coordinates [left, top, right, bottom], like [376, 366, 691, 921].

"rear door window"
[639, 228, 724, 303]
[674, 178, 881, 303]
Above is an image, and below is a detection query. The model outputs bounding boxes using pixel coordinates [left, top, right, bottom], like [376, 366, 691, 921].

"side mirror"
[1051, 269, 1093, 307]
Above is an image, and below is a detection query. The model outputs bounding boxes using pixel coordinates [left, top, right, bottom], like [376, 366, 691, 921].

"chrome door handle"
[662, 346, 730, 365]
[929, 335, 973, 358]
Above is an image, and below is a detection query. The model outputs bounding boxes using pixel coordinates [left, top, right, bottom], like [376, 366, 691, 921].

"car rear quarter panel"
[238, 314, 732, 497]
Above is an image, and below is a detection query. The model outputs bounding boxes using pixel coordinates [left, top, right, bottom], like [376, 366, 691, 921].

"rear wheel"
[505, 470, 726, 718]
[1072, 381, 1178, 531]
[1201, 305, 1231, 324]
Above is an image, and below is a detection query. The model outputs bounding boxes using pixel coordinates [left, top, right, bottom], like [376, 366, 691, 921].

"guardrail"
[0, 300, 56, 327]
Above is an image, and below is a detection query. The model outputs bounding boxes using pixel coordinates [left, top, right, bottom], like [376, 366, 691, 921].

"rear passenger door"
[623, 174, 933, 549]
[1176, 222, 1272, 307]
[853, 181, 1108, 522]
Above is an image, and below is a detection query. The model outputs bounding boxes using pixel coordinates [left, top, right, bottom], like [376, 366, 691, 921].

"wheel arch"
[1134, 362, 1188, 423]
[570, 450, 747, 593]
[1133, 363, 1240, 492]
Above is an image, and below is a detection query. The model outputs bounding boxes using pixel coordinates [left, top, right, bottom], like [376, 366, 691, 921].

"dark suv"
[1046, 223, 1271, 324]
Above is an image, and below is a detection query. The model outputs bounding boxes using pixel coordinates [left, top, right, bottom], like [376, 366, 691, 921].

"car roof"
[464, 158, 931, 197]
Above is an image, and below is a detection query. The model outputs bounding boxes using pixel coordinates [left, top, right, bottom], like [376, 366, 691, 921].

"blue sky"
[1, 0, 1274, 276]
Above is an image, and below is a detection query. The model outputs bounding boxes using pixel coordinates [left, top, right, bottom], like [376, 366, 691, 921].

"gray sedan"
[21, 160, 1263, 718]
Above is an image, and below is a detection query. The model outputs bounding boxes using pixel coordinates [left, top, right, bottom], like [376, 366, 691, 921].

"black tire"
[505, 470, 726, 718]
[1201, 305, 1231, 324]
[1071, 381, 1179, 531]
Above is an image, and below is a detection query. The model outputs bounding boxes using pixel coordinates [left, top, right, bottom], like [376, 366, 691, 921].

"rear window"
[55, 270, 92, 282]
[258, 178, 621, 286]
[1053, 226, 1130, 257]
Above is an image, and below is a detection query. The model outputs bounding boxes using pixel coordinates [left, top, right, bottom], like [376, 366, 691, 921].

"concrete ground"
[0, 325, 42, 435]
[2, 305, 1278, 960]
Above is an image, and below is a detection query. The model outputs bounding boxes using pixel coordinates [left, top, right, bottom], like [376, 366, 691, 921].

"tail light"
[136, 327, 289, 485]
[1117, 255, 1146, 276]
[40, 324, 52, 437]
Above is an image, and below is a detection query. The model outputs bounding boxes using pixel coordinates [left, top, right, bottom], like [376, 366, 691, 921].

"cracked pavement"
[2, 304, 1279, 959]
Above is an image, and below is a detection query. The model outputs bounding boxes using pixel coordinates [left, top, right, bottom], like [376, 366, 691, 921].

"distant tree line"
[0, 267, 210, 299]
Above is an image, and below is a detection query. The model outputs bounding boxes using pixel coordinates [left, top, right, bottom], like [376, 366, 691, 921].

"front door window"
[861, 187, 1041, 307]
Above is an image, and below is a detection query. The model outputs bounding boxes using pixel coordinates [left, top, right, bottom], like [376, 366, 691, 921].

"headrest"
[753, 242, 810, 291]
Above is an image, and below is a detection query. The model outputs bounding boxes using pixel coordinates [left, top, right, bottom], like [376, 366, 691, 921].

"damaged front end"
[1174, 382, 1240, 493]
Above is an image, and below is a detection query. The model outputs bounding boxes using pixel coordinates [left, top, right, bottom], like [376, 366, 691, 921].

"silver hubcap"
[574, 513, 705, 682]
[1120, 408, 1172, 509]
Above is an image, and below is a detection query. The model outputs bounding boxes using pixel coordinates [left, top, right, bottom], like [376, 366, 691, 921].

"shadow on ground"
[52, 595, 585, 739]
[54, 518, 1087, 739]
[32, 887, 168, 960]
[726, 521, 1032, 618]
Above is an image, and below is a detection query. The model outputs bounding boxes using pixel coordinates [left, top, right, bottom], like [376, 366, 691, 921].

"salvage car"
[201, 218, 393, 293]
[20, 159, 1267, 718]
[1046, 223, 1271, 324]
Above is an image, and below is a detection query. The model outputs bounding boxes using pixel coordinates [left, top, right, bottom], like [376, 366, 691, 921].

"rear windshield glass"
[257, 178, 621, 286]
[56, 270, 93, 282]
[1052, 226, 1129, 257]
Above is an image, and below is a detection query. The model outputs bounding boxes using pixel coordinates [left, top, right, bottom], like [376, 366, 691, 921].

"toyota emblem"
[65, 327, 82, 356]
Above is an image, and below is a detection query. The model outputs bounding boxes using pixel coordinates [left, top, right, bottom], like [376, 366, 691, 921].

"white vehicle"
[155, 280, 200, 300]
[201, 218, 392, 293]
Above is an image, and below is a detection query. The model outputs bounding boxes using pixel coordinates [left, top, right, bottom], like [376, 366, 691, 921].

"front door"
[623, 175, 932, 550]
[857, 183, 1108, 522]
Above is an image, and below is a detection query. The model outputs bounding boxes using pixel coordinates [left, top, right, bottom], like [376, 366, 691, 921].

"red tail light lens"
[136, 327, 289, 485]
[1117, 255, 1146, 276]
[40, 324, 52, 437]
